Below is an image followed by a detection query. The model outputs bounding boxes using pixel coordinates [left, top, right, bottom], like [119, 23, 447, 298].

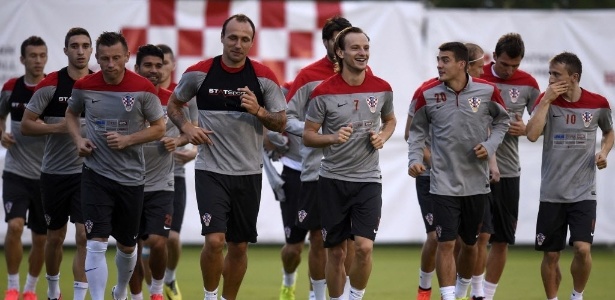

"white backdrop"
[0, 1, 614, 245]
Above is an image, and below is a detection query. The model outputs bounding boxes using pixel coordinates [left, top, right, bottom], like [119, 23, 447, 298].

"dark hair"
[96, 31, 128, 52]
[550, 51, 583, 81]
[465, 42, 484, 64]
[156, 44, 174, 58]
[439, 42, 469, 71]
[322, 16, 351, 40]
[136, 44, 164, 66]
[20, 36, 46, 57]
[221, 14, 256, 39]
[495, 33, 525, 59]
[65, 27, 91, 48]
[333, 26, 369, 73]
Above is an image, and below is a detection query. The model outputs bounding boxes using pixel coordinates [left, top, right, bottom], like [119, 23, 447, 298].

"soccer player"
[156, 44, 178, 91]
[1, 35, 48, 300]
[166, 14, 286, 300]
[408, 42, 509, 300]
[526, 52, 613, 300]
[303, 26, 397, 300]
[20, 27, 93, 300]
[476, 33, 540, 300]
[282, 15, 353, 300]
[65, 31, 165, 300]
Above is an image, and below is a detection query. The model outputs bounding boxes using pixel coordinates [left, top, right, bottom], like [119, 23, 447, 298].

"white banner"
[1, 1, 614, 245]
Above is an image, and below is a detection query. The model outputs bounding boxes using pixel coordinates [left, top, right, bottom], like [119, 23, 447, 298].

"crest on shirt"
[122, 95, 135, 112]
[85, 220, 93, 234]
[468, 97, 481, 112]
[366, 96, 378, 113]
[298, 210, 307, 223]
[581, 111, 593, 128]
[202, 213, 212, 227]
[536, 233, 546, 246]
[425, 213, 434, 226]
[509, 88, 520, 103]
[4, 201, 12, 213]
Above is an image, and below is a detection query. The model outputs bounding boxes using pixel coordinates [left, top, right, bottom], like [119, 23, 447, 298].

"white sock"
[548, 297, 559, 300]
[349, 286, 365, 300]
[46, 273, 61, 298]
[23, 273, 38, 292]
[419, 269, 434, 290]
[309, 290, 316, 300]
[283, 270, 297, 287]
[440, 285, 455, 300]
[311, 278, 327, 300]
[164, 268, 176, 284]
[131, 292, 143, 300]
[340, 276, 350, 299]
[471, 274, 485, 297]
[114, 246, 137, 300]
[483, 281, 498, 300]
[7, 273, 19, 290]
[150, 278, 163, 295]
[73, 281, 88, 300]
[330, 298, 342, 300]
[455, 276, 471, 298]
[85, 240, 108, 300]
[204, 287, 218, 300]
[571, 289, 583, 300]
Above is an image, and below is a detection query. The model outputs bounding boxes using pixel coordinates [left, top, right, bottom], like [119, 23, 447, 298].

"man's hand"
[161, 137, 177, 152]
[508, 113, 526, 136]
[596, 152, 608, 169]
[182, 124, 214, 145]
[77, 138, 96, 157]
[370, 130, 384, 149]
[474, 144, 488, 160]
[408, 163, 426, 178]
[239, 86, 260, 115]
[1, 132, 16, 148]
[334, 124, 353, 144]
[543, 81, 568, 103]
[104, 132, 130, 150]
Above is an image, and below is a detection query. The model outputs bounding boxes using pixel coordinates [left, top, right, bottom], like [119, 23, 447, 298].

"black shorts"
[2, 171, 46, 234]
[489, 177, 520, 244]
[318, 177, 382, 248]
[171, 176, 187, 233]
[415, 176, 435, 233]
[81, 165, 144, 247]
[297, 180, 321, 231]
[535, 200, 596, 252]
[432, 194, 487, 245]
[195, 170, 261, 243]
[279, 166, 308, 244]
[139, 190, 174, 239]
[40, 172, 83, 230]
[480, 193, 494, 234]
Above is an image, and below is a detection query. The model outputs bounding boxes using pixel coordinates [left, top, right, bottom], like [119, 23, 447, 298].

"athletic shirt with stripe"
[173, 56, 286, 175]
[27, 67, 90, 174]
[67, 70, 164, 186]
[306, 73, 394, 183]
[481, 63, 540, 177]
[533, 89, 612, 203]
[143, 88, 175, 192]
[407, 77, 438, 177]
[408, 77, 510, 196]
[286, 56, 335, 182]
[0, 76, 45, 179]
[165, 82, 198, 177]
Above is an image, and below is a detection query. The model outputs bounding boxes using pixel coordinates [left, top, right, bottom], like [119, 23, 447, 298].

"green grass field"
[1, 244, 614, 299]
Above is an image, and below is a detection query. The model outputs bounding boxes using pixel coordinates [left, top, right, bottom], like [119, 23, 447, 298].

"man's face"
[220, 18, 254, 67]
[160, 52, 175, 84]
[65, 34, 92, 70]
[437, 50, 465, 82]
[324, 30, 340, 61]
[21, 45, 48, 78]
[336, 32, 369, 73]
[96, 42, 129, 83]
[135, 55, 163, 86]
[493, 52, 522, 80]
[548, 62, 576, 91]
[467, 54, 485, 78]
